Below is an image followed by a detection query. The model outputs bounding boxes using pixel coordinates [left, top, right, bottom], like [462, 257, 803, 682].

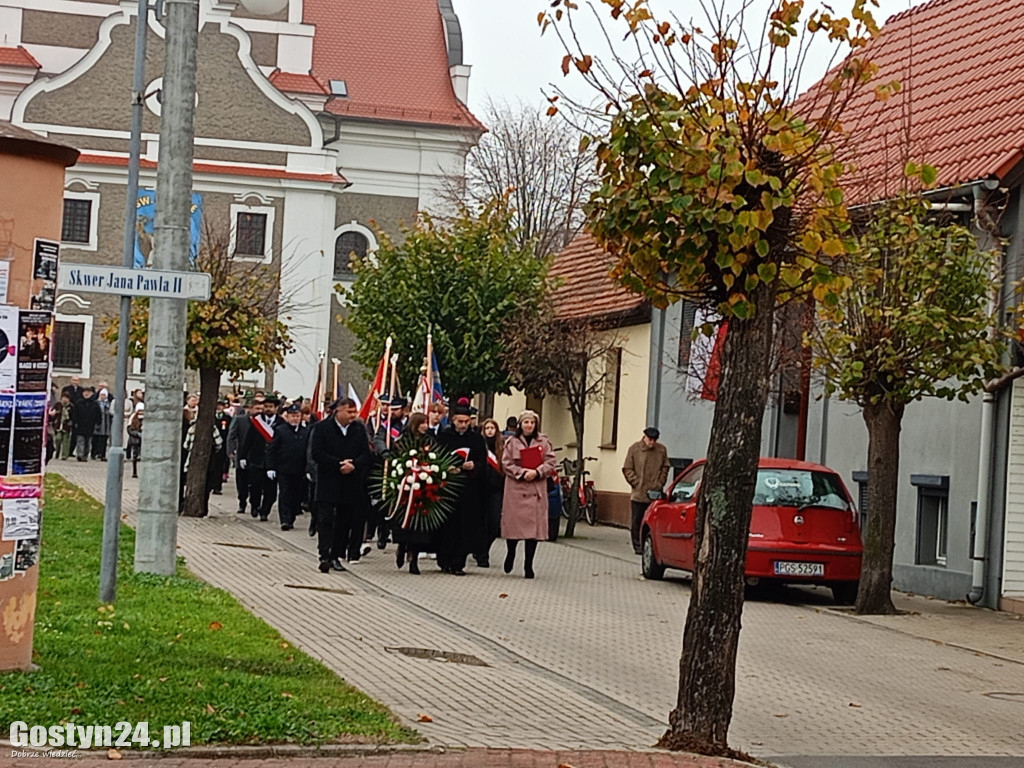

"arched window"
[334, 231, 369, 278]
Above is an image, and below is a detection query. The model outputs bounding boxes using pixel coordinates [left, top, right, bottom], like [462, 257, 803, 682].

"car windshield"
[753, 468, 849, 510]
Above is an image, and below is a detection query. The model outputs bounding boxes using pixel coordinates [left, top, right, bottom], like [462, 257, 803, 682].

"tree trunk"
[855, 401, 904, 615]
[182, 367, 220, 518]
[661, 286, 775, 754]
[564, 396, 586, 538]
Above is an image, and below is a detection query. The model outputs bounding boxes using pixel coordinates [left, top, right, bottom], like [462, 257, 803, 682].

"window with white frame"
[53, 314, 93, 376]
[333, 221, 377, 281]
[61, 191, 100, 251]
[230, 204, 275, 262]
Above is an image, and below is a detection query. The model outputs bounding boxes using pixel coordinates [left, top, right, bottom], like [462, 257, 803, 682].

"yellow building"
[494, 232, 650, 527]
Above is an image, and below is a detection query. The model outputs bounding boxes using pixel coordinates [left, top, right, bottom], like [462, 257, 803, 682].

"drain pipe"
[968, 180, 1002, 605]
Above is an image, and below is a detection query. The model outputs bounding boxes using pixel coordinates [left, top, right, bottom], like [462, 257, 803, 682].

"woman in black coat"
[481, 419, 505, 559]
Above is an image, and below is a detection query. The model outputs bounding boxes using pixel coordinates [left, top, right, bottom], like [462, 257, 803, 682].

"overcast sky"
[458, 0, 930, 116]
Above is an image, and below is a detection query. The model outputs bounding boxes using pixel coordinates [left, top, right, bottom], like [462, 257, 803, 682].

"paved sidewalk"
[47, 461, 1024, 760]
[8, 747, 753, 767]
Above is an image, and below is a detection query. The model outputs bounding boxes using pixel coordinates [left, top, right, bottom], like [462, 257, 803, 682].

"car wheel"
[641, 532, 665, 581]
[832, 582, 859, 605]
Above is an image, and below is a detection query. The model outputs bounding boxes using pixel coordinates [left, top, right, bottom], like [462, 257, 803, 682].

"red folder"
[520, 445, 543, 470]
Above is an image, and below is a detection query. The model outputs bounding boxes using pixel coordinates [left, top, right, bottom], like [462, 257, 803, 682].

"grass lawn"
[0, 475, 416, 746]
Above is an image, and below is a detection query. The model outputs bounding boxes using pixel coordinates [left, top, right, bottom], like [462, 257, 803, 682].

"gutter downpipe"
[968, 180, 1002, 605]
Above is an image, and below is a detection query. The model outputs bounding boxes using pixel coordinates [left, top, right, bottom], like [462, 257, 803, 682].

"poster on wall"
[0, 394, 13, 476]
[14, 538, 39, 572]
[12, 394, 45, 475]
[1, 498, 39, 541]
[135, 190, 203, 268]
[30, 239, 59, 312]
[0, 475, 41, 499]
[16, 311, 51, 393]
[0, 306, 18, 393]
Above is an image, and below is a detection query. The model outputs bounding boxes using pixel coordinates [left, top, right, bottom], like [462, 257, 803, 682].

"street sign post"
[57, 263, 211, 301]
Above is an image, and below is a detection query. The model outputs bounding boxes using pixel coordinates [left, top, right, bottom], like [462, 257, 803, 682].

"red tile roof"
[826, 0, 1024, 201]
[302, 0, 484, 131]
[0, 46, 41, 69]
[268, 69, 328, 95]
[550, 232, 647, 323]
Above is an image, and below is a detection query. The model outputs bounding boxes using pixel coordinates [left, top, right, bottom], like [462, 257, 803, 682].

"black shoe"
[258, 516, 269, 522]
[281, 524, 293, 531]
[250, 509, 259, 518]
[237, 506, 246, 515]
[330, 558, 346, 572]
[475, 558, 490, 568]
[525, 566, 535, 579]
[396, 546, 406, 569]
[504, 553, 514, 574]
[377, 536, 387, 550]
[212, 490, 222, 495]
[450, 568, 467, 576]
[409, 559, 420, 575]
[318, 560, 331, 574]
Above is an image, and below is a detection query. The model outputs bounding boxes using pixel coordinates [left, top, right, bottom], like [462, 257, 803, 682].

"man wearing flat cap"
[267, 402, 310, 531]
[622, 427, 670, 555]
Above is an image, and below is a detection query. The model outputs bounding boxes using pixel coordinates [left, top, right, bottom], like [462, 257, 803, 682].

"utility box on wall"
[0, 124, 78, 672]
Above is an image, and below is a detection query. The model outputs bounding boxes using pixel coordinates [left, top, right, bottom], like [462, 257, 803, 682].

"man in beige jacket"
[622, 427, 670, 555]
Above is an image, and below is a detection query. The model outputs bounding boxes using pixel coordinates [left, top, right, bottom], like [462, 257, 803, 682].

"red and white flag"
[453, 447, 470, 461]
[686, 310, 728, 403]
[359, 350, 389, 422]
[487, 450, 500, 472]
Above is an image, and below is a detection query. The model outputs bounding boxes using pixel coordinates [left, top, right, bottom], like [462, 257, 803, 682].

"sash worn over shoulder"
[251, 416, 275, 443]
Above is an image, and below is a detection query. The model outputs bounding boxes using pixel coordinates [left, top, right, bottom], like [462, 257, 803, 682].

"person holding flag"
[437, 397, 488, 573]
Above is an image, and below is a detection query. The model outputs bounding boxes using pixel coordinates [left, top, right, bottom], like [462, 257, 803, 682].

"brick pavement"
[47, 461, 1024, 759]
[7, 747, 753, 768]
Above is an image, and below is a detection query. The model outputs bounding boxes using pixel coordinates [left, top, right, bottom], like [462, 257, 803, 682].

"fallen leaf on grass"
[158, 677, 168, 683]
[417, 714, 433, 723]
[107, 748, 123, 760]
[208, 621, 223, 631]
[204, 704, 216, 714]
[70, 707, 82, 715]
[281, 692, 294, 698]
[280, 642, 289, 649]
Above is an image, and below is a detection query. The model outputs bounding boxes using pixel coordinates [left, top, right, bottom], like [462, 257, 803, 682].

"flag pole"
[376, 336, 392, 431]
[425, 331, 433, 406]
[331, 358, 340, 401]
[385, 353, 399, 450]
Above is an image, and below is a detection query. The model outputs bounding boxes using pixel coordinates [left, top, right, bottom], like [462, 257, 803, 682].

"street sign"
[57, 263, 211, 301]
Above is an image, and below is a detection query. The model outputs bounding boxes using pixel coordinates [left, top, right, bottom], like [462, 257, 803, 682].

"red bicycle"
[559, 457, 598, 526]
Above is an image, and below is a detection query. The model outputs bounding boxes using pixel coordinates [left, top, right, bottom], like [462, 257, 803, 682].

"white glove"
[266, 470, 276, 480]
[239, 459, 247, 469]
[305, 473, 312, 481]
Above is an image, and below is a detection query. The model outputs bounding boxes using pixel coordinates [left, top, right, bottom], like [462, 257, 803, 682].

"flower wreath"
[375, 434, 464, 531]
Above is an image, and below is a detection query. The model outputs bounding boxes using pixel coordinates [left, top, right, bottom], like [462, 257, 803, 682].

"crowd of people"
[47, 377, 133, 465]
[156, 390, 559, 578]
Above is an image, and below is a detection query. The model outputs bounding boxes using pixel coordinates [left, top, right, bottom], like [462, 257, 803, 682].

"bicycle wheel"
[584, 486, 598, 526]
[559, 481, 570, 519]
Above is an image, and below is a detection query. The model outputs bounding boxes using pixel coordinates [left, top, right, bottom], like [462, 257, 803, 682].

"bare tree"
[445, 100, 597, 258]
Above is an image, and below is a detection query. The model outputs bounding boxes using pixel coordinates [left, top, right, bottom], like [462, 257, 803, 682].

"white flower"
[425, 477, 433, 485]
[405, 460, 413, 468]
[409, 450, 417, 456]
[428, 452, 437, 460]
[412, 482, 421, 490]
[431, 464, 439, 472]
[418, 471, 429, 481]
[441, 471, 447, 480]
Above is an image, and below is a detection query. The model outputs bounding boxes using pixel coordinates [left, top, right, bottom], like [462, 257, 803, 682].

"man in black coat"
[71, 387, 101, 462]
[310, 397, 371, 573]
[437, 399, 488, 574]
[239, 397, 281, 521]
[266, 403, 309, 531]
[226, 401, 251, 513]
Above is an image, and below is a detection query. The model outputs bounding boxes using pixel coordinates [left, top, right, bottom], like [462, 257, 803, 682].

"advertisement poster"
[12, 394, 45, 475]
[0, 305, 17, 392]
[0, 394, 13, 476]
[0, 475, 41, 499]
[16, 311, 51, 392]
[1, 498, 39, 541]
[135, 190, 203, 268]
[31, 239, 59, 312]
[14, 538, 39, 572]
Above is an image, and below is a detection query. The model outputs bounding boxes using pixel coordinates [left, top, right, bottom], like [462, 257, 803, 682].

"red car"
[640, 458, 862, 604]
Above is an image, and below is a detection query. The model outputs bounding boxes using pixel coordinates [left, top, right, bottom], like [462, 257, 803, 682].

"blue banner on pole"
[133, 189, 203, 268]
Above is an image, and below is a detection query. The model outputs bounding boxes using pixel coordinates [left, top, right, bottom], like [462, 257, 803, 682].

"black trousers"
[277, 473, 303, 527]
[248, 468, 277, 519]
[91, 434, 108, 459]
[630, 500, 650, 554]
[235, 464, 249, 509]
[316, 500, 365, 562]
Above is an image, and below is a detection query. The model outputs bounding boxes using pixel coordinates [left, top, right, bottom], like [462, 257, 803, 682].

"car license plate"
[773, 561, 824, 577]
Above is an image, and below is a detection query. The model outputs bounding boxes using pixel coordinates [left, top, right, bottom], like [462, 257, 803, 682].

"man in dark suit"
[226, 400, 251, 514]
[266, 403, 309, 531]
[310, 397, 371, 573]
[239, 397, 281, 521]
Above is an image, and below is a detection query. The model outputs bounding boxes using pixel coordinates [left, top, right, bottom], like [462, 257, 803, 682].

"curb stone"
[2, 741, 449, 760]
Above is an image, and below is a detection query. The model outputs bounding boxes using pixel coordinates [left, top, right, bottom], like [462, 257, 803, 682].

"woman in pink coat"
[501, 410, 556, 578]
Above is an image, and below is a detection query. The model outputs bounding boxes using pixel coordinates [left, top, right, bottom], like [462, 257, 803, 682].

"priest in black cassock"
[437, 398, 488, 574]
